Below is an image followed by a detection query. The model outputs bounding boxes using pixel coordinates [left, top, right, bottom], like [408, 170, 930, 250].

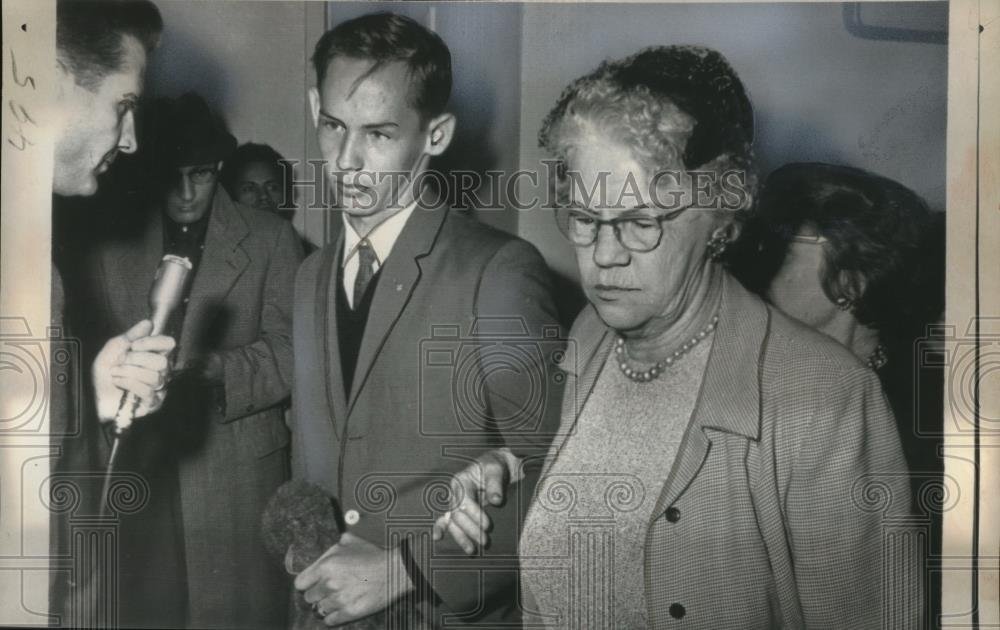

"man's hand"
[92, 319, 175, 422]
[431, 448, 521, 554]
[294, 532, 414, 626]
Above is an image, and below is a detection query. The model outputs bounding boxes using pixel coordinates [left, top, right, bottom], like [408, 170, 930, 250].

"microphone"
[112, 254, 193, 434]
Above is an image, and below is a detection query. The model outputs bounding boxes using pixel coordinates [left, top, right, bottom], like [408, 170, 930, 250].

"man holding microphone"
[49, 0, 175, 624]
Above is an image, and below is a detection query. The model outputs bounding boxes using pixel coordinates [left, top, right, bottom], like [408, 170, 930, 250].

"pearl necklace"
[614, 313, 719, 383]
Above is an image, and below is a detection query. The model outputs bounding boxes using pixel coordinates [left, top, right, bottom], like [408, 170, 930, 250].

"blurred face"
[308, 57, 431, 227]
[766, 231, 842, 331]
[566, 131, 720, 335]
[164, 162, 222, 224]
[53, 35, 146, 197]
[233, 161, 283, 212]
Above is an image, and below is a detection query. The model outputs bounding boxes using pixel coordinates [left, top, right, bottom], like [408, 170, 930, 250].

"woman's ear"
[710, 216, 742, 243]
[425, 113, 456, 156]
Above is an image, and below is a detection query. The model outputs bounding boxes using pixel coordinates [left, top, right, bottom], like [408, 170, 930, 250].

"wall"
[516, 2, 949, 282]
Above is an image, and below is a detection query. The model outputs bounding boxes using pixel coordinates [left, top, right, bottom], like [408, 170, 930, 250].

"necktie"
[352, 239, 378, 308]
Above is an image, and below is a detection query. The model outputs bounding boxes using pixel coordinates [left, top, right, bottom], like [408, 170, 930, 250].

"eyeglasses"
[555, 204, 692, 253]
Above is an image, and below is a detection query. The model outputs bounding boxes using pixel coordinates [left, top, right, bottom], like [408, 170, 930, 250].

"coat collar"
[557, 273, 767, 439]
[545, 273, 771, 524]
[320, 205, 450, 433]
[108, 190, 251, 363]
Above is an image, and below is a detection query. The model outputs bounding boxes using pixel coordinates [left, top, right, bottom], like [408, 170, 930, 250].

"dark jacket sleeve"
[217, 220, 303, 422]
[408, 238, 563, 616]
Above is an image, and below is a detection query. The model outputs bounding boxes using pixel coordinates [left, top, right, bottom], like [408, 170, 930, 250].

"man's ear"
[425, 113, 456, 156]
[308, 87, 321, 128]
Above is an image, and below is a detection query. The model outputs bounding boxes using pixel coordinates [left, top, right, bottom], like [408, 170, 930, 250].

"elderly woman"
[435, 47, 922, 628]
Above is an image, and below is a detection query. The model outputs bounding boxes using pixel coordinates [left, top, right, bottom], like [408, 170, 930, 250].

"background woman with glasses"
[434, 46, 922, 629]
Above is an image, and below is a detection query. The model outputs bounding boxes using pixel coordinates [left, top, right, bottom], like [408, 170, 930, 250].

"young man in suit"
[80, 93, 303, 629]
[292, 11, 564, 627]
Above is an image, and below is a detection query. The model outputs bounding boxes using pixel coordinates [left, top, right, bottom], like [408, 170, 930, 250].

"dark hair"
[739, 162, 943, 340]
[220, 143, 294, 208]
[311, 12, 452, 122]
[57, 0, 163, 91]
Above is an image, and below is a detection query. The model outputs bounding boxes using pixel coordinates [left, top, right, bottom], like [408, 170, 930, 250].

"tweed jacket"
[84, 191, 303, 628]
[292, 206, 564, 626]
[535, 274, 923, 629]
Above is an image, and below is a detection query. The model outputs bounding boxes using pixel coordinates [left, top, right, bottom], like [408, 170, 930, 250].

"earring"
[835, 296, 853, 311]
[707, 234, 730, 261]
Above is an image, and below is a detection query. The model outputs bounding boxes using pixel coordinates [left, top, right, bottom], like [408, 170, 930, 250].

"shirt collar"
[341, 201, 417, 267]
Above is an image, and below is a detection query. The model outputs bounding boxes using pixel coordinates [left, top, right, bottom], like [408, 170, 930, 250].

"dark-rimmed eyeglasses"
[555, 204, 693, 253]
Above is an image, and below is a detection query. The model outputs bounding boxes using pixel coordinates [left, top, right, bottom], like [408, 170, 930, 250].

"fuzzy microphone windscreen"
[261, 480, 341, 573]
[261, 481, 390, 630]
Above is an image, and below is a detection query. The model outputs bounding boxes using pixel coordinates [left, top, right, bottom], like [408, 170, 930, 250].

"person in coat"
[80, 92, 303, 629]
[290, 12, 564, 628]
[435, 45, 924, 629]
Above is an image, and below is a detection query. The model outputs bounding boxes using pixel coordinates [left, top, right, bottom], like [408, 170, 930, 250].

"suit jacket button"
[245, 404, 254, 413]
[344, 509, 360, 526]
[669, 603, 685, 619]
[665, 506, 680, 523]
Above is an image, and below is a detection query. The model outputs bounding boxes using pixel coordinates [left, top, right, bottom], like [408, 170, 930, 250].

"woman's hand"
[432, 448, 521, 554]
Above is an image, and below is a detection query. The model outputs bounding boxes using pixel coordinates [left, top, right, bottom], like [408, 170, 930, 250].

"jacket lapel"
[176, 192, 250, 365]
[322, 228, 349, 440]
[648, 275, 767, 519]
[346, 206, 447, 417]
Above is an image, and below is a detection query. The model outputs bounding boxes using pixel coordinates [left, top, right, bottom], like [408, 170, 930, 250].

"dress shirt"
[340, 202, 416, 309]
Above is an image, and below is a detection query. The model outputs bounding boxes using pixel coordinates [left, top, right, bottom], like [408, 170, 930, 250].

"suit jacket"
[535, 274, 923, 629]
[86, 190, 303, 629]
[292, 206, 564, 626]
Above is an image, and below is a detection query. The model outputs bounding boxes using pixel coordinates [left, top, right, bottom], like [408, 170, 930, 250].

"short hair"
[744, 162, 943, 338]
[540, 45, 757, 206]
[312, 12, 452, 122]
[57, 0, 163, 91]
[220, 143, 293, 207]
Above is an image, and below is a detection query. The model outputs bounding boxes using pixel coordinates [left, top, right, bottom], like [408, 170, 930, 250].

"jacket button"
[245, 404, 254, 413]
[669, 603, 685, 619]
[665, 506, 680, 523]
[344, 509, 360, 526]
